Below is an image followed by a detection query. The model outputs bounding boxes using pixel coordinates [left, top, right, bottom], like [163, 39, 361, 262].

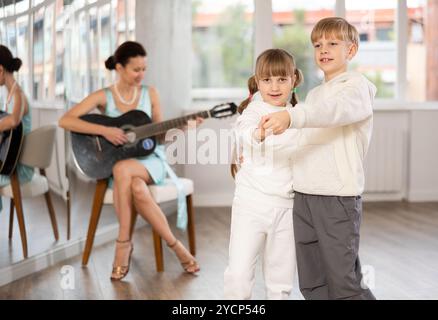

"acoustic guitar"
[0, 111, 24, 175]
[71, 102, 237, 180]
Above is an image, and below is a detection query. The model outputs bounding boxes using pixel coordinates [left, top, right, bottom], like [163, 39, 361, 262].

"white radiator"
[364, 124, 407, 194]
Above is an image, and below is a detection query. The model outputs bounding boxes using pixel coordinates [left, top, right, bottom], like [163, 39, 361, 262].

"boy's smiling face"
[313, 35, 357, 82]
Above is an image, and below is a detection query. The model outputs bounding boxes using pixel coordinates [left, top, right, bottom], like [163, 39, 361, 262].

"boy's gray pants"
[293, 192, 376, 300]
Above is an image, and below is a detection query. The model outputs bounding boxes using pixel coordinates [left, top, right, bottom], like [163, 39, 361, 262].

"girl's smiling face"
[257, 75, 294, 107]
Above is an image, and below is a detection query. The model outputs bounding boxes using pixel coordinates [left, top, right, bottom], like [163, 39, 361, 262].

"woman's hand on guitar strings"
[101, 126, 129, 146]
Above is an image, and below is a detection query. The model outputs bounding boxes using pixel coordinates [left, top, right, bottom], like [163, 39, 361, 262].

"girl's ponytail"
[290, 68, 303, 107]
[237, 76, 258, 114]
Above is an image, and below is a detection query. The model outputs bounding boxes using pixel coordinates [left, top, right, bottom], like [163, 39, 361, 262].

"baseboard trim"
[407, 190, 438, 202]
[193, 193, 409, 206]
[362, 192, 405, 202]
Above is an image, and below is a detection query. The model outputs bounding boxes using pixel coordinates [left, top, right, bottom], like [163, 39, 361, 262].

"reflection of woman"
[0, 45, 34, 211]
[59, 41, 200, 281]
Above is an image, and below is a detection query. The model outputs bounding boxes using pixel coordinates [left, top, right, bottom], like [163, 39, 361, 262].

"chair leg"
[65, 166, 71, 241]
[66, 190, 71, 241]
[10, 172, 28, 258]
[82, 179, 108, 266]
[44, 191, 60, 241]
[41, 169, 59, 241]
[186, 194, 196, 256]
[152, 229, 164, 272]
[8, 199, 14, 239]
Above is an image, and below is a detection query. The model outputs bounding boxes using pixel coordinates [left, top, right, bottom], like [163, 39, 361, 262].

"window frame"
[0, 0, 436, 108]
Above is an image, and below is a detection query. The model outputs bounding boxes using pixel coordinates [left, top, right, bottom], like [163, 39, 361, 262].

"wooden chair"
[81, 177, 196, 272]
[0, 125, 59, 258]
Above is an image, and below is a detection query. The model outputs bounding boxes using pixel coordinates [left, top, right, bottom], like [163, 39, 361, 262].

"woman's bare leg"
[131, 177, 199, 273]
[111, 159, 151, 278]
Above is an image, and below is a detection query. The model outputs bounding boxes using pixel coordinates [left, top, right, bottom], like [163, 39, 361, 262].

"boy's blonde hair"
[311, 17, 359, 48]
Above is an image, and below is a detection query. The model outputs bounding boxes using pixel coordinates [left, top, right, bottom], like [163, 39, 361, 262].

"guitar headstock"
[209, 102, 237, 119]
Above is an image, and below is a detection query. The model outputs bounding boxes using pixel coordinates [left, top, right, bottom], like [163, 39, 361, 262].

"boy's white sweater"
[234, 101, 299, 208]
[287, 71, 377, 196]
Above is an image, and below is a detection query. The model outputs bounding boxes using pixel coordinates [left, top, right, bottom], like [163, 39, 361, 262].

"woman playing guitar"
[59, 41, 201, 280]
[0, 45, 33, 211]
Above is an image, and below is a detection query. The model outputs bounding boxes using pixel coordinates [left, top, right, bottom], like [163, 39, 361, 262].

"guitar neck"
[132, 110, 211, 139]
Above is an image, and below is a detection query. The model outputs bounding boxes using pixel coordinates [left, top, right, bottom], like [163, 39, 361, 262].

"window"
[100, 3, 113, 87]
[272, 0, 336, 99]
[6, 20, 17, 55]
[127, 0, 135, 41]
[16, 15, 30, 96]
[192, 0, 255, 88]
[406, 0, 437, 101]
[2, 0, 434, 106]
[0, 0, 134, 104]
[33, 7, 44, 100]
[346, 1, 397, 99]
[4, 1, 15, 16]
[16, 0, 30, 14]
[113, 0, 126, 46]
[32, 0, 45, 6]
[0, 20, 5, 43]
[43, 3, 55, 99]
[89, 7, 100, 92]
[55, 0, 65, 100]
[77, 11, 89, 98]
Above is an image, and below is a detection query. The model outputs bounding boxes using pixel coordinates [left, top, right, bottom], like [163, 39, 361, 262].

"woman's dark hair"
[105, 41, 147, 70]
[0, 45, 22, 72]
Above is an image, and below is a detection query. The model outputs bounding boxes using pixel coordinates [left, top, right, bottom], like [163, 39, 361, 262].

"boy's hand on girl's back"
[260, 110, 291, 135]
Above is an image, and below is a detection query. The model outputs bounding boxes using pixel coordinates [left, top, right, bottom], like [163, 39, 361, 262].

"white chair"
[81, 177, 196, 272]
[0, 125, 59, 258]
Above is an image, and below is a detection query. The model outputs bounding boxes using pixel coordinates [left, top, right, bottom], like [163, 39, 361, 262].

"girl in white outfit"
[224, 49, 303, 300]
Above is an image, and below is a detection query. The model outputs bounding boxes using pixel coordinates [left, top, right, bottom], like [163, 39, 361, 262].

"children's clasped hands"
[259, 110, 291, 135]
[253, 110, 291, 142]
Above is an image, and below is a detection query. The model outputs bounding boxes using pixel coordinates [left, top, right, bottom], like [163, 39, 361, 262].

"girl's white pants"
[224, 200, 296, 300]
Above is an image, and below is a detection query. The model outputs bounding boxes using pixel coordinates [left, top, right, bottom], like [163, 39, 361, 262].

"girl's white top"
[233, 100, 299, 208]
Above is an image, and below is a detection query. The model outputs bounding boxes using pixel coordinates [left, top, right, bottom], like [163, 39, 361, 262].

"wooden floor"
[0, 174, 119, 268]
[0, 201, 437, 300]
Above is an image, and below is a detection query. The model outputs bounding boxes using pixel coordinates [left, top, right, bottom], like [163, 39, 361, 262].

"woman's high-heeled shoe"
[167, 239, 200, 274]
[110, 239, 134, 281]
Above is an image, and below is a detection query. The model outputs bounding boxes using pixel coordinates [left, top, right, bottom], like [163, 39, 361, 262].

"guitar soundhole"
[142, 138, 154, 151]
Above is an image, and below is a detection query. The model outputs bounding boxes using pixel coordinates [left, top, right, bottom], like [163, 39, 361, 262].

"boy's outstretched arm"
[261, 78, 376, 133]
[259, 110, 290, 135]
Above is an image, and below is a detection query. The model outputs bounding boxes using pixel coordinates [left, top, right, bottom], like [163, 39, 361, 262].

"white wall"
[408, 110, 438, 201]
[135, 0, 192, 120]
[183, 116, 237, 207]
